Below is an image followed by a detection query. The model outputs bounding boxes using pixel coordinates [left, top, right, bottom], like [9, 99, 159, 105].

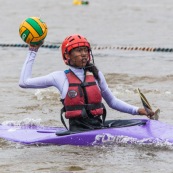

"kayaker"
[19, 34, 154, 132]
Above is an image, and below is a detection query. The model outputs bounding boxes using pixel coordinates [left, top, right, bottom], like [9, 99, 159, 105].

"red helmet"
[61, 34, 91, 65]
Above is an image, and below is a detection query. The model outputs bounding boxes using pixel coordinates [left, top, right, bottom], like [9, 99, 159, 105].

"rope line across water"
[0, 44, 173, 52]
[92, 46, 173, 52]
[116, 46, 173, 52]
[0, 44, 60, 49]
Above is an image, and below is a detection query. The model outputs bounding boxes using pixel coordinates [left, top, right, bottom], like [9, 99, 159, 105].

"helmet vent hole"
[69, 38, 75, 42]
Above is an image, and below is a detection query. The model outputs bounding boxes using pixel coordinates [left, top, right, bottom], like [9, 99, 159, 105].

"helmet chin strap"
[90, 49, 95, 65]
[84, 50, 95, 69]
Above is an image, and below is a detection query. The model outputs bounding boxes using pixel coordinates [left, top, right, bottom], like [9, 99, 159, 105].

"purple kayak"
[0, 119, 173, 146]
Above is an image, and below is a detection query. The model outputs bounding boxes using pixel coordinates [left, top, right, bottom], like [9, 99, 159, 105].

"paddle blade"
[137, 88, 152, 110]
[137, 88, 159, 120]
[153, 108, 160, 120]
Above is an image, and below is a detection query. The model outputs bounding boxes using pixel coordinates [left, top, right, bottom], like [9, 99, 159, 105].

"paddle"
[137, 88, 160, 120]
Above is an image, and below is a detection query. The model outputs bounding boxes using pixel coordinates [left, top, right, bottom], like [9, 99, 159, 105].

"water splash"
[93, 133, 173, 150]
[34, 88, 59, 101]
[2, 118, 42, 127]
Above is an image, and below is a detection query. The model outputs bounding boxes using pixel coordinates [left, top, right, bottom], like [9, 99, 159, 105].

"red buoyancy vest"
[63, 69, 104, 119]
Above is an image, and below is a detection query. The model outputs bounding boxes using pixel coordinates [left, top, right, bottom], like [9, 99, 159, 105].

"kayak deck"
[0, 119, 173, 146]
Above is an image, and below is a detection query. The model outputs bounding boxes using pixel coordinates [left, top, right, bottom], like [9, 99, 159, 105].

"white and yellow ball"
[19, 17, 48, 45]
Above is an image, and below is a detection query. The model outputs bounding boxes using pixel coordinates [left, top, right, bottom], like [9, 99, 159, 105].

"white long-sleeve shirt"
[19, 50, 139, 115]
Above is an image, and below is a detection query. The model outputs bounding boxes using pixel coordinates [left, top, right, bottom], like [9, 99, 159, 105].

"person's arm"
[19, 49, 55, 88]
[98, 71, 153, 116]
[19, 47, 67, 92]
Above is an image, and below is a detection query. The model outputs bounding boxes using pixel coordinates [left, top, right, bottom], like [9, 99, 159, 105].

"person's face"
[66, 46, 90, 68]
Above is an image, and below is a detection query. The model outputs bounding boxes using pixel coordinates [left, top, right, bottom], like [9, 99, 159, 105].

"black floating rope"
[0, 43, 60, 49]
[91, 46, 173, 52]
[117, 46, 173, 52]
[0, 44, 173, 53]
